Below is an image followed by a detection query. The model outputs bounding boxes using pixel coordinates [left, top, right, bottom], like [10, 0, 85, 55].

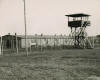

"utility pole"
[23, 0, 28, 56]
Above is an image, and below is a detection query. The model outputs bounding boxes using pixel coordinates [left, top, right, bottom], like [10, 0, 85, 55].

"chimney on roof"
[8, 33, 10, 35]
[35, 34, 37, 36]
[15, 33, 17, 36]
[41, 33, 43, 36]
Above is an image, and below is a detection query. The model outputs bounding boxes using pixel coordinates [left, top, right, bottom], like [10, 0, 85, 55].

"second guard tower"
[65, 13, 94, 48]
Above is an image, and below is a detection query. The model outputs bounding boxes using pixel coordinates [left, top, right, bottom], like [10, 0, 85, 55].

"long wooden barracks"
[1, 33, 69, 49]
[1, 33, 100, 49]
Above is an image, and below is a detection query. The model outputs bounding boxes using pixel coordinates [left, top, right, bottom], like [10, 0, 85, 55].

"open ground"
[0, 49, 100, 80]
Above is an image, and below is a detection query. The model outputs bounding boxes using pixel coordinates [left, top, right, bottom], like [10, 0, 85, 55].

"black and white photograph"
[0, 0, 100, 80]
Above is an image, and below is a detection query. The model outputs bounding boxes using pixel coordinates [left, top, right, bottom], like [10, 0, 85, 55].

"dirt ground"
[0, 49, 100, 80]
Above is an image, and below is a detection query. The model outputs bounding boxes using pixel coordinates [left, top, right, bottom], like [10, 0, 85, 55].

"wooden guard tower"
[65, 13, 93, 48]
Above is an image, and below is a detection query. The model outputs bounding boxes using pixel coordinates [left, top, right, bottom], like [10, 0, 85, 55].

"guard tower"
[65, 13, 93, 48]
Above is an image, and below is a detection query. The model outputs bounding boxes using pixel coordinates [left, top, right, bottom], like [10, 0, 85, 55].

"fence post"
[0, 36, 1, 55]
[0, 36, 3, 55]
[15, 33, 18, 54]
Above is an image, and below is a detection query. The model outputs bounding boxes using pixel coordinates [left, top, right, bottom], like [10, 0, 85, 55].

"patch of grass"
[0, 49, 100, 80]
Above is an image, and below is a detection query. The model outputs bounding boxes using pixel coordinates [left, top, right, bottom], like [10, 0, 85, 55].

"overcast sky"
[0, 0, 100, 36]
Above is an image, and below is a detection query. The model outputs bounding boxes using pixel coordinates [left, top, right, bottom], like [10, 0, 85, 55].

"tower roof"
[65, 13, 90, 17]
